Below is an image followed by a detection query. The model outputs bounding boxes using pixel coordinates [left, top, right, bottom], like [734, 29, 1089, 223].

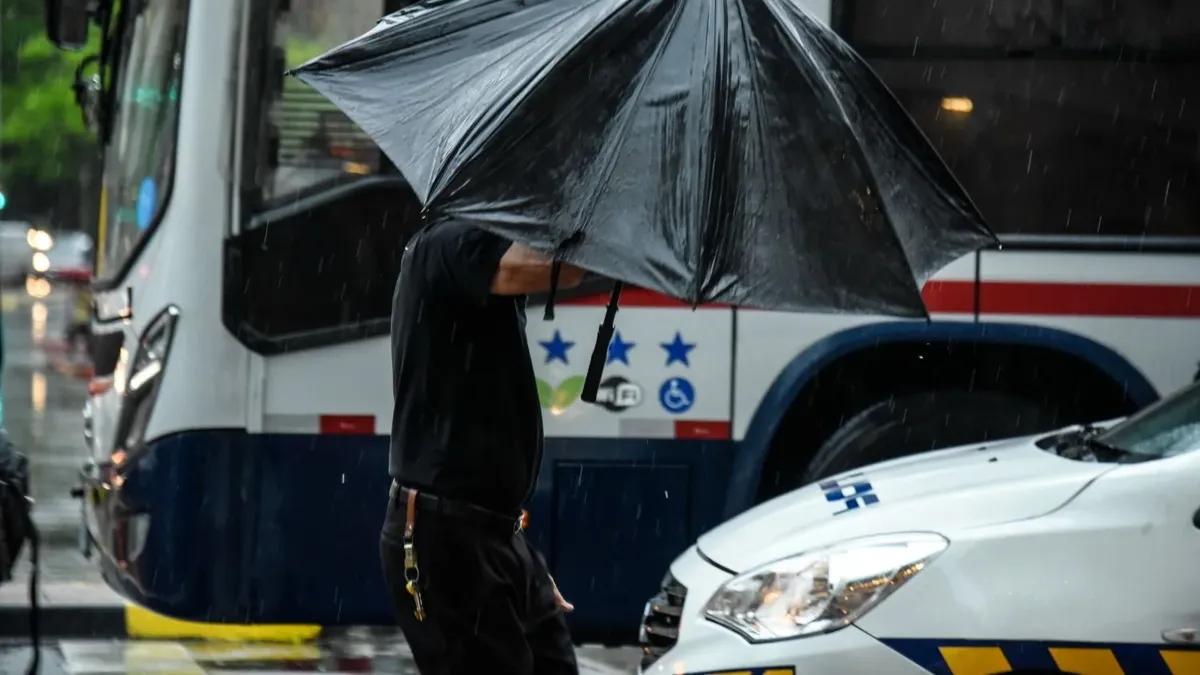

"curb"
[0, 602, 324, 642]
[0, 584, 322, 642]
[0, 602, 126, 639]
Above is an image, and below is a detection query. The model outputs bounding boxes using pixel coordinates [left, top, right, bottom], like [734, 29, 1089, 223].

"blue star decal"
[539, 330, 575, 365]
[607, 331, 636, 366]
[660, 331, 696, 367]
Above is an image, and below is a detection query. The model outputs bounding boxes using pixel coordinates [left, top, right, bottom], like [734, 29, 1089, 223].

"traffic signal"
[0, 191, 7, 211]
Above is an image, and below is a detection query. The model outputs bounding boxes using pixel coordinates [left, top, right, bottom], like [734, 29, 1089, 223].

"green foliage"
[286, 38, 328, 68]
[1, 0, 103, 193]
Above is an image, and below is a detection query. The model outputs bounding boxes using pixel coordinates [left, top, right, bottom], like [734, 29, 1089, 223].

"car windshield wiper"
[1042, 425, 1142, 463]
[1078, 427, 1148, 463]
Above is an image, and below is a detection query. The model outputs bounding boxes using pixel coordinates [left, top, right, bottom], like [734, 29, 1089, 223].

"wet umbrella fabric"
[291, 0, 997, 317]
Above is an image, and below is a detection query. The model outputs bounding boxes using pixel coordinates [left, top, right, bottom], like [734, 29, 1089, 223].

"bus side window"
[261, 0, 386, 203]
[225, 177, 422, 353]
[840, 0, 1200, 239]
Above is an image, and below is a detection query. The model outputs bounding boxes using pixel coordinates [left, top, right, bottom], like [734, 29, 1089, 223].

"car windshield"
[1098, 382, 1200, 460]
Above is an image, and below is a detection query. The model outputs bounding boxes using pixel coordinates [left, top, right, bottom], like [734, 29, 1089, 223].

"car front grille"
[639, 571, 687, 670]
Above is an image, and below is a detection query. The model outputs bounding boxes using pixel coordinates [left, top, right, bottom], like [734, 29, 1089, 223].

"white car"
[639, 381, 1200, 675]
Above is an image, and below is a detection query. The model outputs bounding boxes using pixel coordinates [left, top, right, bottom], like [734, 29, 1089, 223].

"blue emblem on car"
[819, 473, 879, 515]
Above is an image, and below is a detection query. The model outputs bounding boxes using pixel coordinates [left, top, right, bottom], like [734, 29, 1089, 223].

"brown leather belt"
[390, 480, 529, 535]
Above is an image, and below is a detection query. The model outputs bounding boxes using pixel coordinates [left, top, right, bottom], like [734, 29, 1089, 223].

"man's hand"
[550, 575, 574, 612]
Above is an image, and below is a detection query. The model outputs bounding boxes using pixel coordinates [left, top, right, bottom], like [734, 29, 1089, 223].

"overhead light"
[31, 252, 50, 273]
[940, 97, 974, 113]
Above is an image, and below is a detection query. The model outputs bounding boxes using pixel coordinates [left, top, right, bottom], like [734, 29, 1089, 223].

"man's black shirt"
[389, 220, 543, 514]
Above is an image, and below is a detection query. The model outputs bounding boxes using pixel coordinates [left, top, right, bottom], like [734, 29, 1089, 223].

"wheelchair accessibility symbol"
[658, 377, 695, 415]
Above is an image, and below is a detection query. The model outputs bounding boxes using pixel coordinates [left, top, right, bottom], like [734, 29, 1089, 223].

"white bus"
[44, 0, 1200, 642]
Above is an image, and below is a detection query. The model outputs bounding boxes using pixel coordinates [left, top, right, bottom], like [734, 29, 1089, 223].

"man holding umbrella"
[295, 0, 998, 670]
[382, 219, 585, 674]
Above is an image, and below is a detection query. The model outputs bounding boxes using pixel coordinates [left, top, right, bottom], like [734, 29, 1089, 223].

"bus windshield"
[96, 0, 189, 278]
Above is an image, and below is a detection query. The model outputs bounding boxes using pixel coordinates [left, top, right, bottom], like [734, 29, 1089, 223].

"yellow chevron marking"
[940, 646, 1012, 675]
[1162, 651, 1200, 675]
[709, 671, 752, 675]
[1049, 647, 1125, 675]
[762, 670, 795, 675]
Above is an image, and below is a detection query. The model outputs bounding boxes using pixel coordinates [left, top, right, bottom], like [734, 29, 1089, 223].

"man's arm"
[490, 242, 585, 296]
[423, 221, 586, 303]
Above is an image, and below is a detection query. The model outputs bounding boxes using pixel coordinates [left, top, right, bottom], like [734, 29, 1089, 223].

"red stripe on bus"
[675, 421, 732, 440]
[319, 415, 376, 435]
[560, 281, 1200, 318]
[979, 281, 1200, 318]
[560, 287, 704, 308]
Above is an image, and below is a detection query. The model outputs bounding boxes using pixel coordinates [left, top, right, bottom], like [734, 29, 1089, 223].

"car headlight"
[702, 532, 947, 642]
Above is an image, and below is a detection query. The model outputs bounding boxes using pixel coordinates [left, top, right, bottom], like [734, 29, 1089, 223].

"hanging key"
[402, 488, 425, 621]
[406, 579, 426, 621]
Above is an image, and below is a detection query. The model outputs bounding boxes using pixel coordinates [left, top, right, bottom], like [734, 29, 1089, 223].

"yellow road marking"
[125, 603, 321, 643]
[121, 642, 205, 674]
[763, 670, 795, 675]
[184, 643, 322, 662]
[1162, 651, 1200, 675]
[1050, 647, 1124, 675]
[940, 646, 1011, 675]
[96, 186, 107, 276]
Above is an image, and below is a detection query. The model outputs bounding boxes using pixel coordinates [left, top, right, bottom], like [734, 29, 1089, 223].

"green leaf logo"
[536, 376, 587, 413]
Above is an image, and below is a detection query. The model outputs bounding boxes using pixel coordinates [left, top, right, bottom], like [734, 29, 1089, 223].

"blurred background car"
[0, 220, 38, 286]
[29, 230, 94, 284]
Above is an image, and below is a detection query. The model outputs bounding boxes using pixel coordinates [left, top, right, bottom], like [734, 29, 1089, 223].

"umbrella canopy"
[291, 0, 997, 317]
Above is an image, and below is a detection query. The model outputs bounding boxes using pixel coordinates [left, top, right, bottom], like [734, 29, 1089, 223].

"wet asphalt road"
[0, 283, 643, 673]
[0, 639, 638, 674]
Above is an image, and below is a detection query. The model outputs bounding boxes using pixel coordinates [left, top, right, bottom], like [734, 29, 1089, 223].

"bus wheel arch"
[726, 321, 1158, 514]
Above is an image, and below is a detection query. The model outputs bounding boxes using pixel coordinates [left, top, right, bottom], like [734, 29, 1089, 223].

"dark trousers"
[380, 487, 578, 675]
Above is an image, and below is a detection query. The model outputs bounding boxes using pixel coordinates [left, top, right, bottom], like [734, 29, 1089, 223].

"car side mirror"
[43, 0, 92, 51]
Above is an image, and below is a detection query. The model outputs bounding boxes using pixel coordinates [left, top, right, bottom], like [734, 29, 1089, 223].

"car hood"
[698, 431, 1116, 573]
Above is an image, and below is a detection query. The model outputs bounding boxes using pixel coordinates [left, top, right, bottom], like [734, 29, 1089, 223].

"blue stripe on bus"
[92, 431, 734, 641]
[726, 320, 1159, 520]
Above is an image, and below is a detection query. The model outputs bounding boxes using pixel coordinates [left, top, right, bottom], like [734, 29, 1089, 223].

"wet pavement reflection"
[2, 283, 98, 582]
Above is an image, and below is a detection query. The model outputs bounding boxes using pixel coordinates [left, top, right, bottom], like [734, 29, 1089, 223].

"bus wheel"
[802, 390, 1060, 484]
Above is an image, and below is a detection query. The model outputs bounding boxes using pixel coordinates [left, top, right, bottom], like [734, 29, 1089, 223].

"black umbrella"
[290, 0, 998, 401]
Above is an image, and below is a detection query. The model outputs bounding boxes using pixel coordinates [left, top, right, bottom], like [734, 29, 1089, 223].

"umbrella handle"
[580, 282, 623, 404]
[543, 262, 563, 321]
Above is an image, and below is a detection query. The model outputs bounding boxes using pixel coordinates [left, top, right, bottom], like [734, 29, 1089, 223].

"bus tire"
[802, 390, 1060, 484]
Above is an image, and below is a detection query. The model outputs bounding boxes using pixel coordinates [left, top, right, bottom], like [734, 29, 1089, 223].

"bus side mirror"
[43, 0, 92, 51]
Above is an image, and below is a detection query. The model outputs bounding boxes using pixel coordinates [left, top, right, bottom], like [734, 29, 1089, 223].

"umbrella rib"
[428, 4, 614, 203]
[764, 0, 927, 312]
[559, 0, 691, 247]
[691, 0, 731, 308]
